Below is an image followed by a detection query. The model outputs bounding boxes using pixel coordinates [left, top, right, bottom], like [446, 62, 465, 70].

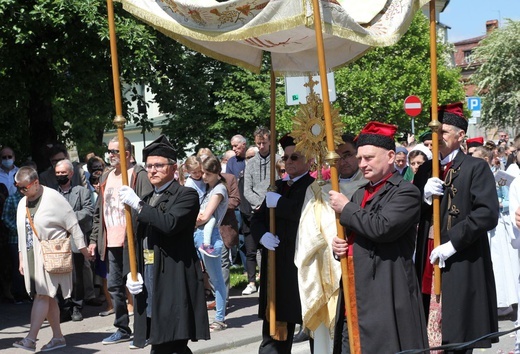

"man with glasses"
[295, 133, 368, 346]
[121, 135, 209, 353]
[39, 144, 87, 190]
[88, 137, 152, 346]
[242, 126, 280, 296]
[0, 146, 19, 196]
[497, 130, 509, 144]
[251, 133, 314, 354]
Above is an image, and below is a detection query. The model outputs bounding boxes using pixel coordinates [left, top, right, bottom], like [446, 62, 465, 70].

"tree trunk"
[26, 60, 58, 172]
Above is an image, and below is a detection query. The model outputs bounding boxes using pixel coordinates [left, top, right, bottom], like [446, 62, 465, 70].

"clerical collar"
[339, 169, 361, 183]
[154, 179, 174, 193]
[439, 149, 459, 166]
[283, 171, 308, 183]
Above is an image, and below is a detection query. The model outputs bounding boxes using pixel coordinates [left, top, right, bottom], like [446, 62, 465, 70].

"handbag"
[26, 208, 73, 274]
[219, 209, 239, 249]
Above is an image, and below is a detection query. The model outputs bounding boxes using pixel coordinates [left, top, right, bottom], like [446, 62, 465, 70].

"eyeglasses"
[281, 154, 301, 162]
[339, 152, 355, 160]
[15, 180, 37, 193]
[145, 163, 174, 172]
[280, 169, 286, 173]
[1, 155, 13, 160]
[107, 149, 120, 155]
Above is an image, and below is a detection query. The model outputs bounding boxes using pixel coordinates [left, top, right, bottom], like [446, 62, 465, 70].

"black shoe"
[71, 307, 83, 322]
[293, 329, 310, 343]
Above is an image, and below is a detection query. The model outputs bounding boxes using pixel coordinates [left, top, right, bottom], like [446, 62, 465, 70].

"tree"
[0, 0, 165, 168]
[334, 12, 465, 135]
[471, 19, 520, 134]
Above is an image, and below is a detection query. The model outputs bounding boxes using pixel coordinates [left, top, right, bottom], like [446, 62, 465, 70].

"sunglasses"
[246, 155, 255, 160]
[107, 149, 120, 155]
[281, 154, 301, 162]
[15, 179, 37, 193]
[1, 155, 13, 160]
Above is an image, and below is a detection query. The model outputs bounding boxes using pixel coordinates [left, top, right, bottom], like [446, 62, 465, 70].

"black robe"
[333, 172, 428, 354]
[131, 181, 210, 347]
[251, 173, 314, 324]
[414, 150, 499, 348]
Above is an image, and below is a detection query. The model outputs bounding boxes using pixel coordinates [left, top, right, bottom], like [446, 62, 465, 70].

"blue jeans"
[107, 247, 131, 335]
[194, 228, 227, 322]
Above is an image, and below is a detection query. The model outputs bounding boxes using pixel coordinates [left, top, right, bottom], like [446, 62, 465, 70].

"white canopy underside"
[118, 0, 431, 75]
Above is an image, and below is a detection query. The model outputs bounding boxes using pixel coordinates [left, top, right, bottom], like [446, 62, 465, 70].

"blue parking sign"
[466, 97, 481, 111]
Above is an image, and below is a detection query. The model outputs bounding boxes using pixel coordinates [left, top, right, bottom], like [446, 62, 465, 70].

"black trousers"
[242, 213, 259, 283]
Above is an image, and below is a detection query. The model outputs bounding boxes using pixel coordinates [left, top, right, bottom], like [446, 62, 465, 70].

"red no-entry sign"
[404, 95, 422, 117]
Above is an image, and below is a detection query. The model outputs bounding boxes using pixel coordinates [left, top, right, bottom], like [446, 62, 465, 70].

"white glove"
[265, 192, 282, 208]
[430, 241, 457, 268]
[260, 232, 280, 251]
[126, 272, 144, 295]
[119, 185, 141, 210]
[424, 177, 444, 205]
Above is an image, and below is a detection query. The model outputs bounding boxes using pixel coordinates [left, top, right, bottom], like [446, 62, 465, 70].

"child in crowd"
[184, 155, 218, 257]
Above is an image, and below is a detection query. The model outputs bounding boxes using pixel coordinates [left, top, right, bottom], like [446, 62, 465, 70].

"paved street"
[1, 288, 518, 354]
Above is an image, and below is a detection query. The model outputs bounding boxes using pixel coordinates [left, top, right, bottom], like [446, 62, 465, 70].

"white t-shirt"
[200, 182, 228, 227]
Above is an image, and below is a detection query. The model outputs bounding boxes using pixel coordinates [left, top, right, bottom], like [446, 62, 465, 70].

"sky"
[440, 0, 520, 42]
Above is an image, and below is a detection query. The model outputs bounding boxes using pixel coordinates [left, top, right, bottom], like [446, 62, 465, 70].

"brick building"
[453, 19, 499, 96]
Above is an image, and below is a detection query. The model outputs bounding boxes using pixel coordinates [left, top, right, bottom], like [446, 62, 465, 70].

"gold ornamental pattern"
[290, 77, 344, 162]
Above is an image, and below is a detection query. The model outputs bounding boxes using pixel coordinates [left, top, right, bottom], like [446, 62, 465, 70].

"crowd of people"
[1, 101, 520, 353]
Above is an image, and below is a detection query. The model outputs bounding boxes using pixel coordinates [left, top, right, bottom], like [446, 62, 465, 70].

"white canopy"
[117, 0, 430, 75]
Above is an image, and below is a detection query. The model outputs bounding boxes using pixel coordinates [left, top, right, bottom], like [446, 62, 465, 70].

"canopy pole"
[429, 0, 442, 296]
[107, 0, 138, 281]
[310, 1, 360, 352]
[266, 67, 288, 341]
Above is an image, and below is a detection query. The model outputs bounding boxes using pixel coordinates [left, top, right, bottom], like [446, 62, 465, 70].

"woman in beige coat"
[13, 167, 92, 352]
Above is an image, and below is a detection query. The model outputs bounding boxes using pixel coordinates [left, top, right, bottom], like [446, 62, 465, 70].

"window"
[463, 50, 472, 64]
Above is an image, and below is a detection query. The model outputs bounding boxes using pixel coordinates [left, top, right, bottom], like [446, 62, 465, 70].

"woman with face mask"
[0, 147, 19, 196]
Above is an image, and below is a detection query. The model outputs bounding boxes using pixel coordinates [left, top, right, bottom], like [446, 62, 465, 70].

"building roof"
[453, 35, 486, 46]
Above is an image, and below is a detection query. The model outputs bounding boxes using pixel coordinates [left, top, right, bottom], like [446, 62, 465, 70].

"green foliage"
[212, 55, 297, 150]
[0, 3, 465, 167]
[0, 0, 164, 167]
[230, 265, 248, 289]
[471, 19, 520, 131]
[334, 13, 465, 135]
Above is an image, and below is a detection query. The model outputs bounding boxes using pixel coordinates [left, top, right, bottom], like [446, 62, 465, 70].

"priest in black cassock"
[251, 133, 315, 354]
[121, 135, 209, 354]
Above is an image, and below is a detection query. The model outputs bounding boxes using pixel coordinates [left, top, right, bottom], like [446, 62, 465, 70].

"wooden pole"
[107, 0, 138, 281]
[429, 0, 442, 296]
[267, 68, 287, 340]
[268, 68, 277, 337]
[310, 1, 360, 352]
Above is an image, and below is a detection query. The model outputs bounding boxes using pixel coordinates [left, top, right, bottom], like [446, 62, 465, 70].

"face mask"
[56, 175, 70, 185]
[2, 159, 14, 168]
